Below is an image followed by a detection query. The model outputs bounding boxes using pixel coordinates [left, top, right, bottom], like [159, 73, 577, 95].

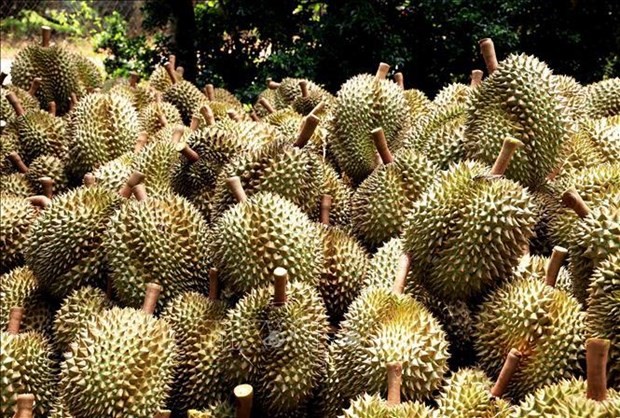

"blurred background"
[1, 0, 618, 102]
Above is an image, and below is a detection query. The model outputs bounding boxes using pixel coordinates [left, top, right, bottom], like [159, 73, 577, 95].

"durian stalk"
[299, 80, 309, 98]
[386, 361, 403, 406]
[0, 72, 6, 85]
[41, 26, 51, 47]
[129, 72, 139, 88]
[320, 194, 333, 225]
[258, 97, 276, 114]
[176, 67, 185, 77]
[226, 176, 247, 203]
[190, 115, 201, 131]
[118, 171, 145, 198]
[372, 128, 394, 164]
[69, 92, 78, 111]
[267, 78, 281, 89]
[490, 348, 522, 397]
[156, 108, 168, 127]
[273, 267, 288, 305]
[234, 384, 254, 418]
[310, 101, 325, 115]
[154, 410, 171, 418]
[490, 137, 524, 176]
[28, 77, 42, 97]
[394, 72, 404, 89]
[170, 126, 184, 144]
[545, 246, 568, 287]
[208, 268, 219, 301]
[164, 62, 178, 84]
[39, 176, 54, 198]
[227, 109, 242, 122]
[176, 141, 200, 163]
[7, 152, 29, 173]
[294, 114, 321, 148]
[586, 338, 610, 401]
[48, 101, 56, 116]
[27, 195, 51, 208]
[142, 283, 163, 315]
[132, 184, 148, 201]
[479, 38, 498, 74]
[392, 253, 411, 295]
[200, 105, 216, 126]
[250, 111, 260, 122]
[6, 91, 25, 117]
[376, 62, 390, 80]
[13, 393, 35, 418]
[168, 55, 176, 69]
[205, 84, 215, 101]
[561, 189, 591, 218]
[470, 70, 483, 87]
[7, 306, 24, 334]
[83, 173, 96, 187]
[134, 132, 149, 153]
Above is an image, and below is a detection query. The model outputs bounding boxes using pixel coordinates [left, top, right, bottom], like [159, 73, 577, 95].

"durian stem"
[479, 38, 499, 74]
[118, 171, 145, 199]
[0, 72, 6, 85]
[490, 137, 523, 176]
[267, 78, 281, 89]
[13, 394, 35, 418]
[7, 152, 29, 173]
[41, 26, 51, 47]
[6, 92, 25, 116]
[386, 362, 402, 406]
[83, 173, 96, 187]
[176, 66, 185, 77]
[258, 97, 276, 114]
[134, 132, 148, 153]
[7, 306, 24, 334]
[375, 62, 390, 80]
[545, 246, 568, 287]
[310, 101, 326, 115]
[226, 176, 247, 203]
[142, 283, 162, 315]
[372, 128, 394, 164]
[200, 105, 216, 126]
[205, 84, 215, 101]
[299, 80, 309, 97]
[168, 55, 176, 69]
[250, 111, 260, 122]
[227, 109, 242, 121]
[39, 177, 54, 198]
[48, 101, 56, 116]
[561, 189, 590, 218]
[294, 114, 321, 148]
[132, 184, 148, 201]
[28, 77, 42, 97]
[27, 195, 51, 208]
[490, 348, 522, 397]
[586, 338, 610, 401]
[392, 253, 411, 295]
[273, 267, 288, 305]
[208, 268, 219, 301]
[394, 72, 404, 89]
[69, 92, 78, 112]
[153, 410, 171, 418]
[320, 194, 332, 225]
[234, 384, 254, 418]
[190, 115, 201, 131]
[170, 126, 185, 144]
[470, 70, 483, 87]
[163, 62, 178, 84]
[126, 73, 138, 89]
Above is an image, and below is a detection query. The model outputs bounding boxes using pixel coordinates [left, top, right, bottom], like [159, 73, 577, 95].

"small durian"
[403, 88, 432, 118]
[585, 78, 620, 118]
[292, 80, 334, 116]
[25, 155, 69, 195]
[90, 151, 135, 191]
[131, 136, 180, 196]
[71, 52, 103, 92]
[554, 74, 587, 121]
[0, 194, 37, 272]
[109, 73, 156, 112]
[1, 75, 40, 121]
[162, 63, 209, 125]
[149, 55, 184, 92]
[139, 100, 183, 135]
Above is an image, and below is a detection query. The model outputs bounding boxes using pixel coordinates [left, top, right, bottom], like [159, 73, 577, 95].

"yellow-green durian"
[0, 196, 37, 272]
[585, 77, 620, 118]
[138, 101, 183, 135]
[341, 393, 434, 418]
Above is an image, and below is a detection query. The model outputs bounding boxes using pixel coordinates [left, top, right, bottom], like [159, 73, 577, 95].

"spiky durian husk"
[330, 74, 410, 183]
[554, 75, 587, 121]
[105, 194, 210, 310]
[0, 173, 33, 197]
[351, 148, 436, 248]
[215, 119, 280, 151]
[49, 400, 74, 418]
[512, 378, 620, 417]
[138, 101, 183, 135]
[25, 154, 69, 194]
[149, 65, 184, 92]
[151, 124, 193, 144]
[254, 88, 280, 117]
[14, 109, 68, 164]
[1, 84, 39, 121]
[60, 307, 177, 417]
[187, 402, 235, 418]
[319, 162, 353, 227]
[164, 80, 209, 125]
[403, 88, 432, 117]
[24, 186, 121, 299]
[211, 87, 243, 108]
[403, 160, 536, 301]
[91, 151, 134, 191]
[222, 281, 329, 415]
[109, 83, 157, 112]
[463, 54, 570, 190]
[585, 77, 620, 118]
[68, 92, 139, 179]
[272, 77, 306, 107]
[131, 139, 179, 196]
[529, 189, 562, 256]
[0, 131, 19, 174]
[433, 82, 471, 108]
[474, 276, 585, 400]
[53, 286, 112, 352]
[0, 196, 36, 272]
[71, 53, 103, 91]
[341, 393, 434, 418]
[516, 253, 573, 293]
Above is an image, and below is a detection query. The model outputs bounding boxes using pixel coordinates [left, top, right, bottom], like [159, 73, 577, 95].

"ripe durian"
[139, 101, 183, 135]
[554, 74, 587, 121]
[71, 52, 103, 92]
[433, 82, 471, 108]
[204, 83, 244, 109]
[215, 119, 280, 151]
[109, 74, 156, 112]
[529, 188, 562, 256]
[25, 155, 69, 195]
[516, 249, 572, 293]
[90, 151, 135, 191]
[291, 80, 333, 116]
[585, 78, 620, 118]
[0, 195, 37, 272]
[149, 55, 184, 92]
[1, 76, 40, 122]
[162, 63, 209, 125]
[0, 172, 33, 197]
[403, 88, 432, 117]
[131, 137, 179, 196]
[254, 87, 280, 118]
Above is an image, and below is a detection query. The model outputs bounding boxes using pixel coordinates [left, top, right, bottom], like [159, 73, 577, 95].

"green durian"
[403, 88, 432, 117]
[585, 78, 620, 118]
[529, 188, 562, 256]
[516, 251, 573, 293]
[554, 74, 587, 121]
[291, 80, 334, 116]
[25, 154, 69, 195]
[0, 130, 19, 174]
[1, 82, 39, 122]
[0, 172, 33, 197]
[131, 139, 179, 196]
[149, 62, 184, 93]
[254, 88, 280, 118]
[432, 82, 471, 108]
[71, 53, 103, 92]
[9, 106, 68, 164]
[205, 84, 243, 109]
[109, 82, 157, 112]
[163, 69, 209, 125]
[0, 195, 37, 272]
[90, 151, 135, 191]
[139, 101, 183, 135]
[341, 393, 434, 418]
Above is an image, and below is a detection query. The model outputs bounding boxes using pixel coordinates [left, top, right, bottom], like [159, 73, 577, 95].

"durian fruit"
[68, 92, 139, 180]
[105, 187, 210, 310]
[149, 55, 184, 92]
[402, 84, 432, 118]
[432, 82, 471, 108]
[351, 128, 436, 248]
[215, 119, 280, 151]
[403, 138, 536, 301]
[204, 83, 244, 109]
[25, 155, 69, 195]
[292, 80, 334, 116]
[109, 73, 157, 112]
[139, 101, 183, 135]
[222, 268, 329, 415]
[71, 52, 103, 92]
[0, 194, 37, 272]
[330, 64, 410, 183]
[554, 74, 587, 121]
[53, 285, 113, 352]
[264, 77, 307, 109]
[1, 75, 40, 122]
[131, 137, 180, 196]
[474, 248, 586, 399]
[0, 307, 56, 417]
[341, 362, 435, 418]
[24, 185, 122, 299]
[0, 172, 33, 197]
[516, 247, 572, 293]
[253, 87, 280, 118]
[49, 399, 73, 418]
[60, 283, 177, 417]
[90, 151, 135, 191]
[512, 338, 620, 417]
[0, 129, 20, 174]
[529, 188, 562, 256]
[463, 53, 570, 190]
[187, 384, 253, 418]
[210, 185, 323, 298]
[162, 63, 209, 125]
[585, 78, 620, 118]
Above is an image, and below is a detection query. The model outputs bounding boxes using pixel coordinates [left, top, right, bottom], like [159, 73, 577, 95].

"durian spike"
[83, 173, 96, 187]
[267, 78, 281, 89]
[586, 338, 610, 401]
[273, 267, 288, 305]
[132, 184, 148, 201]
[208, 268, 219, 301]
[170, 126, 184, 144]
[561, 189, 591, 218]
[320, 194, 333, 225]
[168, 55, 176, 69]
[190, 115, 201, 131]
[39, 176, 54, 198]
[176, 66, 185, 77]
[27, 195, 51, 208]
[394, 72, 404, 89]
[470, 70, 483, 87]
[163, 62, 178, 84]
[153, 410, 171, 418]
[69, 92, 78, 111]
[227, 109, 242, 121]
[118, 171, 145, 198]
[142, 283, 163, 315]
[294, 114, 321, 148]
[200, 105, 216, 126]
[479, 38, 499, 74]
[134, 132, 149, 153]
[13, 393, 35, 418]
[545, 246, 568, 287]
[258, 97, 276, 114]
[490, 348, 522, 397]
[376, 62, 390, 80]
[41, 26, 51, 47]
[7, 306, 24, 334]
[48, 101, 56, 116]
[372, 127, 394, 164]
[250, 111, 260, 122]
[7, 152, 29, 173]
[299, 80, 309, 97]
[386, 361, 403, 406]
[0, 72, 6, 85]
[28, 77, 42, 97]
[176, 141, 200, 163]
[205, 84, 215, 101]
[6, 91, 25, 116]
[392, 253, 411, 295]
[490, 137, 524, 176]
[226, 176, 247, 203]
[129, 72, 139, 88]
[310, 101, 325, 115]
[234, 384, 254, 418]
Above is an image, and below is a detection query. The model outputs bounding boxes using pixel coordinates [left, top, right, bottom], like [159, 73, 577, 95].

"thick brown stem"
[479, 38, 499, 74]
[226, 176, 247, 203]
[310, 101, 325, 115]
[267, 78, 280, 89]
[490, 137, 523, 175]
[170, 126, 184, 144]
[470, 70, 483, 87]
[376, 62, 390, 80]
[28, 77, 42, 97]
[227, 109, 241, 121]
[545, 246, 568, 287]
[208, 268, 219, 301]
[163, 62, 178, 84]
[83, 173, 96, 187]
[561, 189, 590, 218]
[41, 26, 51, 47]
[273, 267, 288, 305]
[234, 384, 254, 418]
[386, 362, 402, 406]
[39, 177, 54, 198]
[586, 338, 609, 401]
[490, 348, 522, 397]
[176, 141, 200, 163]
[6, 92, 25, 116]
[129, 72, 139, 88]
[200, 105, 215, 126]
[190, 115, 201, 131]
[175, 66, 185, 77]
[132, 184, 148, 201]
[392, 253, 411, 295]
[134, 132, 148, 153]
[394, 72, 404, 89]
[258, 97, 276, 114]
[320, 194, 332, 225]
[48, 101, 56, 116]
[7, 152, 28, 173]
[27, 195, 52, 208]
[14, 394, 35, 418]
[153, 411, 171, 418]
[299, 80, 309, 97]
[205, 84, 215, 101]
[250, 111, 260, 122]
[118, 171, 145, 198]
[168, 55, 176, 69]
[372, 128, 394, 164]
[142, 283, 162, 314]
[294, 114, 321, 148]
[7, 306, 24, 334]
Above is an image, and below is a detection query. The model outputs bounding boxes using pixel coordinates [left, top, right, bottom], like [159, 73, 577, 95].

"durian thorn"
[39, 176, 54, 199]
[0, 72, 7, 85]
[320, 194, 333, 225]
[153, 410, 171, 418]
[14, 393, 35, 418]
[163, 62, 178, 84]
[129, 72, 139, 88]
[200, 105, 216, 126]
[205, 84, 215, 101]
[375, 62, 390, 80]
[7, 306, 24, 334]
[545, 246, 568, 287]
[561, 188, 591, 218]
[372, 128, 394, 164]
[310, 101, 326, 115]
[168, 54, 176, 69]
[273, 267, 288, 305]
[48, 101, 56, 116]
[28, 77, 42, 97]
[490, 137, 524, 176]
[490, 348, 522, 397]
[299, 80, 309, 97]
[227, 109, 242, 121]
[27, 195, 51, 208]
[267, 78, 281, 89]
[386, 362, 403, 406]
[118, 171, 145, 199]
[7, 151, 29, 173]
[470, 69, 483, 87]
[586, 338, 610, 401]
[392, 253, 411, 295]
[6, 91, 25, 116]
[170, 126, 184, 144]
[142, 283, 163, 314]
[83, 173, 96, 187]
[226, 176, 247, 203]
[69, 92, 78, 111]
[250, 111, 260, 122]
[234, 384, 254, 418]
[132, 184, 148, 201]
[294, 114, 321, 148]
[208, 268, 219, 301]
[258, 97, 276, 114]
[176, 141, 200, 163]
[176, 66, 185, 77]
[41, 26, 51, 47]
[394, 72, 404, 89]
[190, 115, 201, 131]
[479, 38, 499, 74]
[134, 132, 149, 153]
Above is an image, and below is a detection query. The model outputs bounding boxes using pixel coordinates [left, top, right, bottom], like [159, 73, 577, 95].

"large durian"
[162, 63, 209, 125]
[130, 138, 179, 196]
[554, 74, 587, 121]
[584, 78, 620, 118]
[25, 155, 69, 195]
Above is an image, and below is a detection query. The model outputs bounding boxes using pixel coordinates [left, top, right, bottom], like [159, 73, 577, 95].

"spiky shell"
[211, 87, 243, 108]
[164, 80, 209, 125]
[109, 83, 157, 112]
[254, 88, 280, 117]
[1, 84, 39, 121]
[516, 253, 573, 293]
[0, 173, 33, 197]
[341, 393, 434, 418]
[554, 75, 587, 121]
[403, 88, 432, 117]
[585, 78, 620, 118]
[131, 139, 179, 196]
[71, 53, 103, 92]
[0, 131, 19, 174]
[187, 402, 235, 418]
[433, 82, 471, 108]
[216, 120, 280, 151]
[25, 154, 69, 194]
[529, 189, 562, 256]
[0, 196, 37, 272]
[49, 400, 74, 418]
[138, 101, 183, 135]
[149, 65, 184, 93]
[151, 123, 193, 144]
[91, 151, 135, 191]
[13, 109, 68, 164]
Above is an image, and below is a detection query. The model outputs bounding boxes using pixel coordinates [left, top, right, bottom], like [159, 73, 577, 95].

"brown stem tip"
[490, 348, 522, 397]
[470, 69, 483, 87]
[39, 176, 54, 198]
[176, 66, 185, 77]
[227, 109, 242, 122]
[479, 38, 499, 75]
[586, 338, 610, 401]
[190, 115, 201, 131]
[170, 126, 185, 144]
[372, 127, 394, 164]
[176, 141, 200, 163]
[129, 72, 139, 88]
[6, 91, 25, 117]
[168, 55, 176, 69]
[205, 84, 215, 101]
[41, 26, 51, 47]
[142, 283, 163, 314]
[132, 184, 148, 201]
[267, 78, 281, 89]
[163, 62, 178, 84]
[118, 171, 145, 198]
[250, 111, 260, 122]
[394, 72, 404, 89]
[14, 393, 35, 418]
[200, 105, 216, 126]
[208, 268, 219, 301]
[299, 80, 309, 97]
[294, 114, 321, 148]
[258, 97, 276, 114]
[28, 77, 42, 97]
[7, 151, 28, 173]
[27, 195, 52, 209]
[273, 267, 288, 305]
[392, 253, 411, 295]
[376, 62, 390, 80]
[310, 101, 326, 115]
[545, 246, 568, 287]
[48, 101, 57, 116]
[561, 188, 591, 219]
[8, 306, 24, 334]
[320, 194, 332, 226]
[234, 384, 254, 418]
[226, 176, 247, 203]
[134, 132, 149, 153]
[83, 173, 96, 187]
[490, 137, 524, 176]
[386, 361, 402, 406]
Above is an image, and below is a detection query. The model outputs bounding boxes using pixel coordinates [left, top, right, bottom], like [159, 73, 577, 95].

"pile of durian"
[1, 28, 619, 418]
